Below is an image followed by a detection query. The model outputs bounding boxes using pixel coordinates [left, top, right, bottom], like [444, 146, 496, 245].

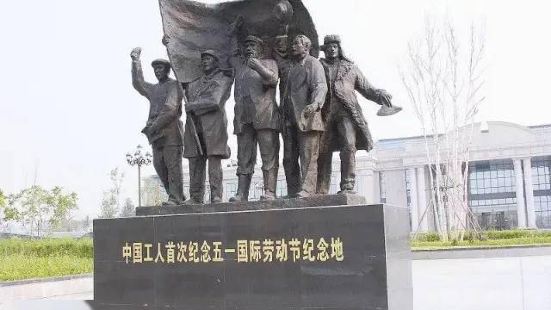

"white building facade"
[373, 121, 551, 231]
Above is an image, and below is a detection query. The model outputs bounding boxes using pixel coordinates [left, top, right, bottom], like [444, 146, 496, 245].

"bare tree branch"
[400, 14, 486, 241]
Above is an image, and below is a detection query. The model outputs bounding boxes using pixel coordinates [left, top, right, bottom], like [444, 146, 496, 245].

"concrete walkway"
[2, 251, 550, 310]
[414, 255, 551, 310]
[0, 274, 93, 302]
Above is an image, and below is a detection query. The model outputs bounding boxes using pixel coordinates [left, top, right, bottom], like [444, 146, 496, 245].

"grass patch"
[412, 230, 551, 250]
[0, 254, 92, 281]
[0, 238, 93, 281]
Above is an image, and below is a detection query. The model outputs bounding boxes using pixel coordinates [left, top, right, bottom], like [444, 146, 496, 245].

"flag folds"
[158, 0, 318, 82]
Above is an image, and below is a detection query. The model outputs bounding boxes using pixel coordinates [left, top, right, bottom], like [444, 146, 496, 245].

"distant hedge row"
[414, 229, 551, 242]
[0, 238, 93, 258]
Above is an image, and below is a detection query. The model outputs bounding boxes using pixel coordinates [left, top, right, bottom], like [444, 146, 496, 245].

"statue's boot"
[183, 197, 203, 205]
[210, 186, 223, 204]
[184, 174, 204, 205]
[296, 190, 313, 198]
[209, 169, 224, 204]
[162, 200, 180, 206]
[211, 197, 223, 204]
[338, 150, 357, 194]
[229, 174, 251, 202]
[260, 168, 278, 201]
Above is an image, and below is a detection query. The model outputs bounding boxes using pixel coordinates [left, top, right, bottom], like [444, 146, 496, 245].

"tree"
[0, 189, 6, 208]
[1, 186, 78, 237]
[99, 168, 124, 218]
[0, 189, 7, 231]
[119, 198, 135, 217]
[82, 215, 91, 232]
[46, 187, 79, 230]
[401, 15, 485, 241]
[100, 191, 118, 219]
[142, 176, 165, 206]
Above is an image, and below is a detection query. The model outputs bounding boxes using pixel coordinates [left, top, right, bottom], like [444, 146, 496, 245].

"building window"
[532, 157, 551, 191]
[405, 170, 412, 230]
[468, 160, 517, 230]
[277, 179, 288, 198]
[533, 196, 551, 228]
[532, 156, 551, 228]
[405, 170, 412, 207]
[224, 182, 237, 201]
[250, 177, 263, 201]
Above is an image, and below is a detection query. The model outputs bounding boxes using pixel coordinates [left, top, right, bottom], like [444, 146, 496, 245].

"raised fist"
[130, 47, 142, 60]
[246, 58, 261, 70]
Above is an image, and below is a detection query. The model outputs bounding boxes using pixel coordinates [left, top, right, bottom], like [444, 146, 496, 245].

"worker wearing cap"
[227, 33, 281, 202]
[316, 35, 393, 194]
[181, 50, 233, 204]
[130, 47, 185, 206]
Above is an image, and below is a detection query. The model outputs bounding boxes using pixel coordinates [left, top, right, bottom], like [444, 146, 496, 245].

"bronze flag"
[158, 0, 319, 83]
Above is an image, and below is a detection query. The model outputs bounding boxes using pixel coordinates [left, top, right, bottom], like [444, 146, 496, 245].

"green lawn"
[411, 230, 551, 250]
[0, 238, 93, 281]
[0, 254, 92, 281]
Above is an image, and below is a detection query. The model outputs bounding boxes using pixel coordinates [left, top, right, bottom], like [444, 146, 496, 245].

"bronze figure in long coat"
[183, 50, 233, 204]
[317, 35, 393, 194]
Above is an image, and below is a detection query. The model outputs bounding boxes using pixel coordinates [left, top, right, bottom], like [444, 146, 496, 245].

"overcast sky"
[1, 0, 550, 219]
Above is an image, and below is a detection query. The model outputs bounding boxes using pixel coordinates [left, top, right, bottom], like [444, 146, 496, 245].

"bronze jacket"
[283, 55, 328, 132]
[231, 57, 280, 134]
[182, 69, 233, 159]
[132, 60, 184, 148]
[320, 58, 382, 152]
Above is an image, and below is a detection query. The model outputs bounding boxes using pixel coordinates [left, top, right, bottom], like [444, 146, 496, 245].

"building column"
[416, 166, 429, 232]
[407, 168, 419, 232]
[356, 157, 377, 204]
[384, 169, 408, 208]
[522, 158, 537, 228]
[513, 159, 527, 228]
[373, 171, 381, 204]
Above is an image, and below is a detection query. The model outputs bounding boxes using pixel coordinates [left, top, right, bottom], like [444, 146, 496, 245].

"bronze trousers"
[152, 145, 184, 204]
[317, 115, 357, 194]
[283, 125, 321, 196]
[188, 155, 223, 203]
[236, 124, 280, 176]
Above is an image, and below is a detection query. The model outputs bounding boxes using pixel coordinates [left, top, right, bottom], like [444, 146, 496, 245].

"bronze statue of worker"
[182, 50, 233, 204]
[282, 34, 328, 198]
[316, 35, 395, 195]
[227, 29, 281, 202]
[130, 47, 186, 205]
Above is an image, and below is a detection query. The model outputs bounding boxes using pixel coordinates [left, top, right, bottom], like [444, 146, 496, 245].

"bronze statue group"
[131, 28, 397, 206]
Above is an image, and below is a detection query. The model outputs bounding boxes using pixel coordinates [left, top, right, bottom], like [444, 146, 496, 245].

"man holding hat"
[130, 47, 185, 206]
[228, 32, 281, 202]
[283, 34, 328, 198]
[181, 50, 233, 204]
[316, 35, 395, 195]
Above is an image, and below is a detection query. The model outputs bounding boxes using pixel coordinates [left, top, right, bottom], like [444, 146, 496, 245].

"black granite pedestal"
[93, 195, 412, 310]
